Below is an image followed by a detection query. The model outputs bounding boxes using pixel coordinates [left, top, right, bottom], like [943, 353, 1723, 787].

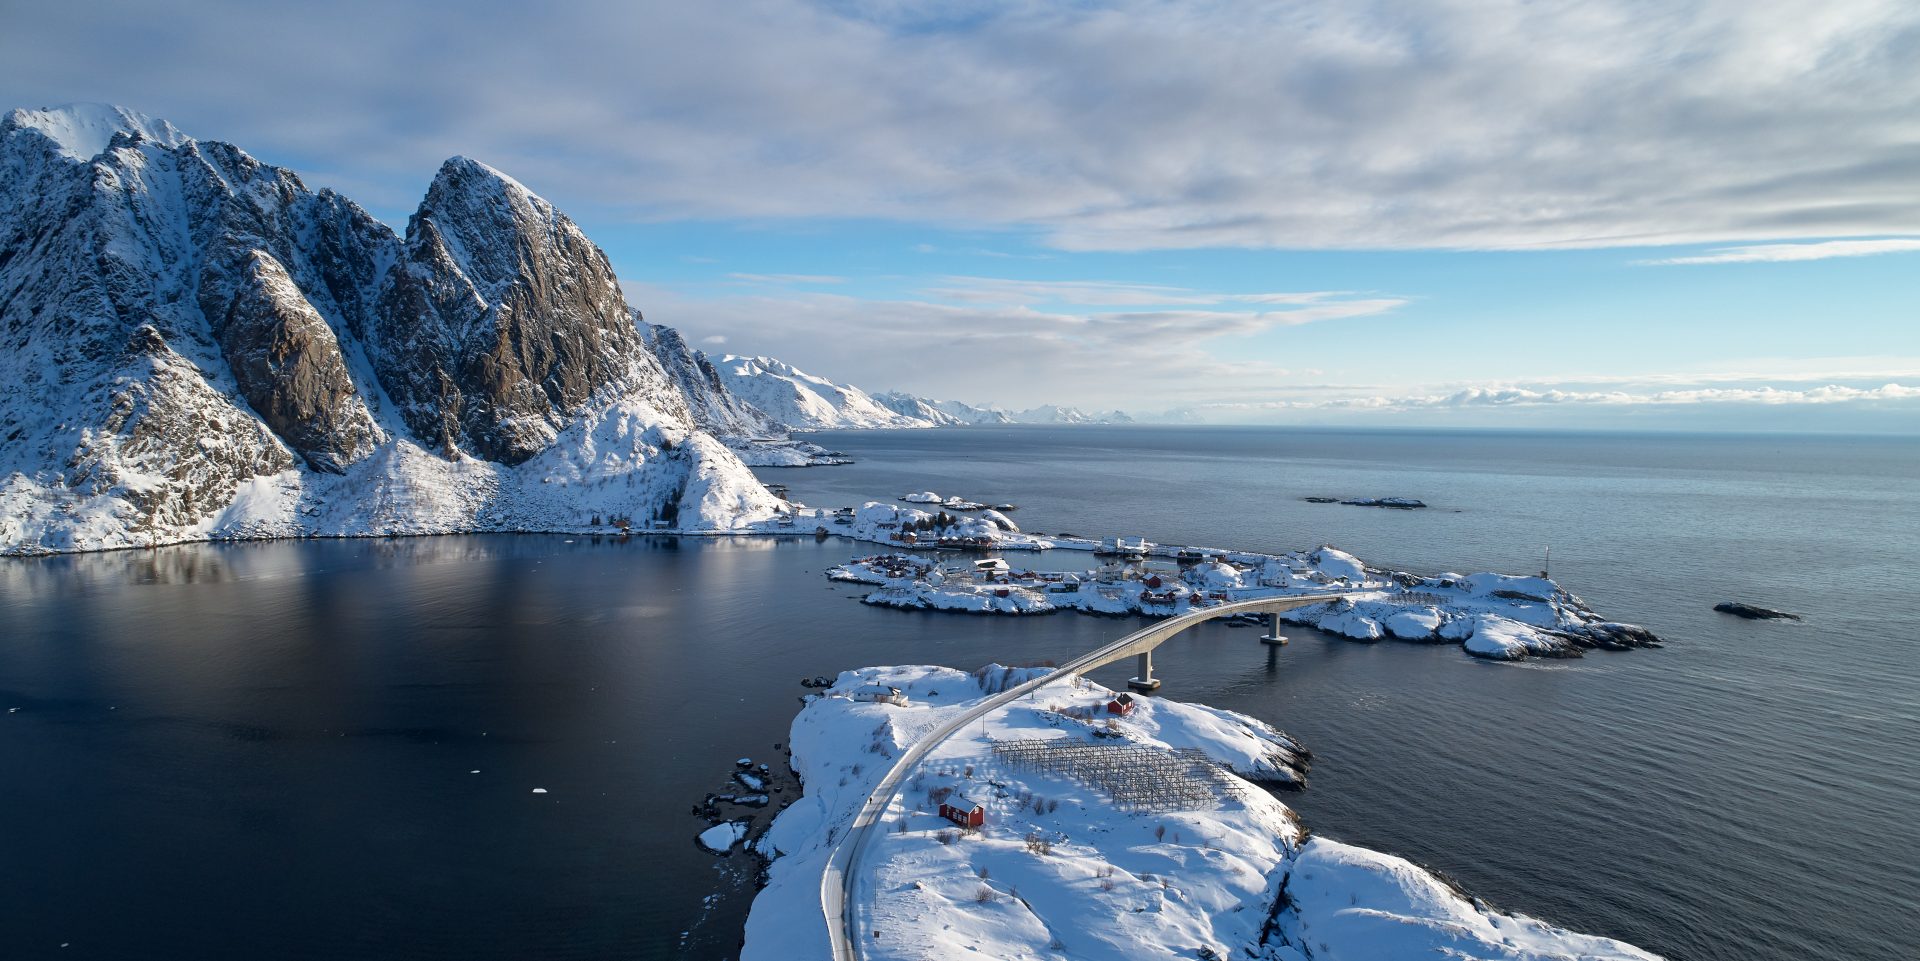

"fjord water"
[2, 428, 1915, 961]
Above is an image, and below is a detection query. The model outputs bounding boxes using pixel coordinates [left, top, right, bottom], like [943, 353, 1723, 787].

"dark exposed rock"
[68, 327, 297, 533]
[215, 252, 379, 472]
[1714, 602, 1801, 621]
[1580, 621, 1664, 648]
[371, 157, 685, 464]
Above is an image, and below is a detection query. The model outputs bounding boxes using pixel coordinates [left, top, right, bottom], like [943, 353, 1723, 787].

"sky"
[3, 0, 1916, 431]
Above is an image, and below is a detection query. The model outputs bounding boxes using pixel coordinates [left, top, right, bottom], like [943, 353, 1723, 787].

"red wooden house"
[939, 796, 985, 829]
[1106, 692, 1136, 716]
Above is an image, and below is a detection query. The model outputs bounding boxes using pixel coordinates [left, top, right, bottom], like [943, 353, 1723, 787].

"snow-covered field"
[739, 665, 1661, 961]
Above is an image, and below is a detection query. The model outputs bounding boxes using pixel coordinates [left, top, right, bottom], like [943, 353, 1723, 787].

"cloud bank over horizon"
[6, 2, 1916, 431]
[6, 0, 1920, 252]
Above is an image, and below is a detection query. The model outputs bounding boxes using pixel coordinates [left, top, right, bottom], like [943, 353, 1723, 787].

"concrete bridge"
[819, 591, 1353, 961]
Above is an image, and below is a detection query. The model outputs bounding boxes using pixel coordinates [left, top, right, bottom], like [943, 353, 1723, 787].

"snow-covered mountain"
[710, 355, 932, 430]
[869, 391, 967, 426]
[1007, 404, 1134, 424]
[640, 320, 783, 439]
[872, 392, 1019, 426]
[0, 104, 781, 554]
[931, 398, 1015, 425]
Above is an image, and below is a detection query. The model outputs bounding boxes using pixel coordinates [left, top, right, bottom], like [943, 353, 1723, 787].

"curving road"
[819, 592, 1352, 961]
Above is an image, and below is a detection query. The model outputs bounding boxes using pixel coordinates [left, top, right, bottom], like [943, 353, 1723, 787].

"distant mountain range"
[0, 104, 1131, 554]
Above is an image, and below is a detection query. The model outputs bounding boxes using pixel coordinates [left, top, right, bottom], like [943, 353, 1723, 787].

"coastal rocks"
[1304, 496, 1427, 508]
[1714, 602, 1802, 621]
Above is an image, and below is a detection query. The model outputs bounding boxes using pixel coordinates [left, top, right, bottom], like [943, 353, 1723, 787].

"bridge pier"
[1259, 612, 1288, 646]
[1127, 651, 1162, 692]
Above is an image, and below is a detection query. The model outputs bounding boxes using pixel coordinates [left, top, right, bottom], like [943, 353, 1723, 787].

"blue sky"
[4, 0, 1916, 429]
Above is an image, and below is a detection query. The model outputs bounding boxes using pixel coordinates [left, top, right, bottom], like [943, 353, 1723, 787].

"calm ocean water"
[2, 426, 1916, 961]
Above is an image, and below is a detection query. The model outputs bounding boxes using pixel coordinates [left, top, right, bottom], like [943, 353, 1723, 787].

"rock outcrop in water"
[0, 103, 781, 554]
[1714, 602, 1802, 621]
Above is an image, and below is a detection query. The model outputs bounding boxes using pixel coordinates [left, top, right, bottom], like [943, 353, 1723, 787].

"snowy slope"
[0, 104, 780, 554]
[1009, 404, 1134, 424]
[639, 321, 852, 465]
[871, 391, 969, 426]
[873, 391, 1021, 426]
[640, 320, 783, 439]
[711, 355, 936, 430]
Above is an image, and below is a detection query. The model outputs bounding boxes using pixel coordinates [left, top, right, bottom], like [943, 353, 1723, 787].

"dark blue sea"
[3, 426, 1916, 961]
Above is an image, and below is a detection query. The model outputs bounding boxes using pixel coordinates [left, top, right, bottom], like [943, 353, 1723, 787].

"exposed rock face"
[374, 158, 685, 464]
[216, 252, 380, 472]
[67, 326, 298, 535]
[0, 104, 777, 554]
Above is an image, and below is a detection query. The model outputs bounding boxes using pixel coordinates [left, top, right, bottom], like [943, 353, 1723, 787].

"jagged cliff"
[0, 104, 780, 554]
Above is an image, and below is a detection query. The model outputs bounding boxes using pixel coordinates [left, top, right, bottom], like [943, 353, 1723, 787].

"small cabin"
[1107, 693, 1136, 716]
[940, 796, 986, 829]
[1143, 574, 1163, 589]
[853, 684, 909, 706]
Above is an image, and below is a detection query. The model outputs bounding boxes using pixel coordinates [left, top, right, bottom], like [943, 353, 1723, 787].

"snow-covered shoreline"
[810, 499, 1659, 662]
[3, 493, 1663, 666]
[737, 664, 1662, 961]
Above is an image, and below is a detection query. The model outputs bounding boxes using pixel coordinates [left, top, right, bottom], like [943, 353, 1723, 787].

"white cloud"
[726, 272, 847, 285]
[9, 1, 1920, 250]
[1643, 238, 1920, 265]
[1201, 382, 1920, 414]
[629, 280, 1404, 408]
[700, 335, 728, 345]
[920, 277, 1360, 309]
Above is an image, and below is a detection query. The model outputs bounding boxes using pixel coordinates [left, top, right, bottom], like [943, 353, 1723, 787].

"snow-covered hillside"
[711, 355, 937, 430]
[872, 392, 1021, 426]
[1010, 404, 1135, 425]
[739, 665, 1662, 961]
[0, 104, 781, 554]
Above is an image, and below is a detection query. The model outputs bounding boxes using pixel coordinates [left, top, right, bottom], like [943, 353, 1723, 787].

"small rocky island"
[1304, 496, 1428, 509]
[1714, 602, 1802, 621]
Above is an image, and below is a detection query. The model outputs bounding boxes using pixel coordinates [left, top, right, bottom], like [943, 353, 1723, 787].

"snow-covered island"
[809, 501, 1659, 661]
[738, 664, 1661, 961]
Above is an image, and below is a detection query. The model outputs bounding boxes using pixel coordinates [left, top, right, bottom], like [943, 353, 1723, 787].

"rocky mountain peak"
[3, 102, 189, 162]
[376, 154, 678, 464]
[2, 104, 777, 554]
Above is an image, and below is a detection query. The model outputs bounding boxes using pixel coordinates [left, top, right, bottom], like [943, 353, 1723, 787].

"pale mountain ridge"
[0, 104, 781, 554]
[677, 351, 1131, 431]
[710, 354, 929, 430]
